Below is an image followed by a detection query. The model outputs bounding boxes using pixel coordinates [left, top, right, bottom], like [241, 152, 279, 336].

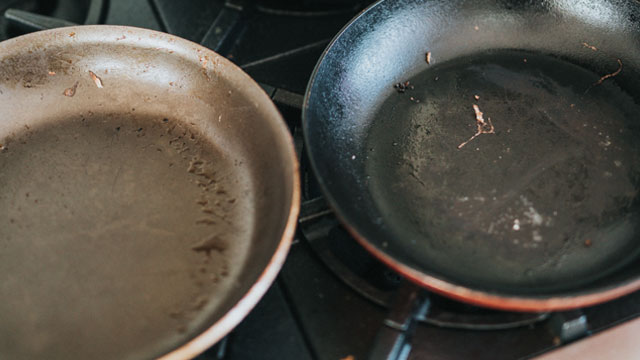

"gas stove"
[2, 1, 639, 359]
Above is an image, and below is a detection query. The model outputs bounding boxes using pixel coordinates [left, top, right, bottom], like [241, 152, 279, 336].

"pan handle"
[369, 282, 430, 360]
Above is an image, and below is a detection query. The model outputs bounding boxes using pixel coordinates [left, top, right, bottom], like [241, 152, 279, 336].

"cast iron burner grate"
[0, 0, 105, 38]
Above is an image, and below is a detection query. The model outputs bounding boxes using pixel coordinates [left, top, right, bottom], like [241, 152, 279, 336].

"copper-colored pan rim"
[341, 222, 640, 312]
[0, 25, 300, 360]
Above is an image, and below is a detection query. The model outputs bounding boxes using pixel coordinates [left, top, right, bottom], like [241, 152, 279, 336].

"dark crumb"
[162, 118, 169, 122]
[393, 80, 411, 93]
[115, 127, 121, 131]
[137, 128, 143, 132]
[584, 239, 592, 247]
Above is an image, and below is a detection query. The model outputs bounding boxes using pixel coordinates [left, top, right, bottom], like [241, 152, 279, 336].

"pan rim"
[301, 0, 640, 312]
[0, 25, 301, 359]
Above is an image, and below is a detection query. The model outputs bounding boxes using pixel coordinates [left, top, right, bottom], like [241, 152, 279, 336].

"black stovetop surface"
[2, 1, 639, 359]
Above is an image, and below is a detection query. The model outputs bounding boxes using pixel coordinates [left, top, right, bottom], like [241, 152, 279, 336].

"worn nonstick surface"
[304, 0, 640, 310]
[0, 26, 299, 359]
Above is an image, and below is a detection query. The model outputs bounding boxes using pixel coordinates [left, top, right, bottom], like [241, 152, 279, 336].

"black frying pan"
[303, 0, 640, 311]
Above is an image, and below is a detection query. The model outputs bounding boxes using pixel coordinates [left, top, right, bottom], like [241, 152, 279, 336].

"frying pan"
[303, 0, 640, 311]
[0, 26, 299, 359]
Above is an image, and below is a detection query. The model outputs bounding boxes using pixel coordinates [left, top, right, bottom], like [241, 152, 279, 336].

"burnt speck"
[137, 128, 143, 132]
[162, 118, 169, 123]
[116, 127, 121, 132]
[393, 81, 411, 94]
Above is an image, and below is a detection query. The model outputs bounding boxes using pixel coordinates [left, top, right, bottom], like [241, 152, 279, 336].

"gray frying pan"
[303, 0, 640, 311]
[0, 26, 299, 359]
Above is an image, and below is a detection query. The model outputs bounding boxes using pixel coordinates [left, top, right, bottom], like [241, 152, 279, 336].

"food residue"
[584, 239, 592, 247]
[116, 35, 127, 41]
[580, 42, 623, 87]
[594, 59, 622, 86]
[89, 70, 104, 88]
[393, 80, 413, 93]
[341, 356, 355, 360]
[457, 104, 495, 149]
[48, 71, 56, 76]
[69, 32, 76, 37]
[474, 95, 480, 100]
[512, 219, 521, 231]
[63, 81, 79, 97]
[425, 51, 432, 65]
[582, 42, 598, 52]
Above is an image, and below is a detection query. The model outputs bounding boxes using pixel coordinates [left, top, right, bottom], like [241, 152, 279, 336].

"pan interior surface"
[365, 49, 640, 292]
[0, 115, 250, 359]
[0, 27, 296, 359]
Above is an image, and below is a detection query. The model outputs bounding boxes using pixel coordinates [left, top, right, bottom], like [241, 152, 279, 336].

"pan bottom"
[0, 113, 252, 359]
[365, 49, 640, 293]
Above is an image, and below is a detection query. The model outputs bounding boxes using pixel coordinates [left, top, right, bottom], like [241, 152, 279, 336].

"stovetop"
[1, 1, 639, 359]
